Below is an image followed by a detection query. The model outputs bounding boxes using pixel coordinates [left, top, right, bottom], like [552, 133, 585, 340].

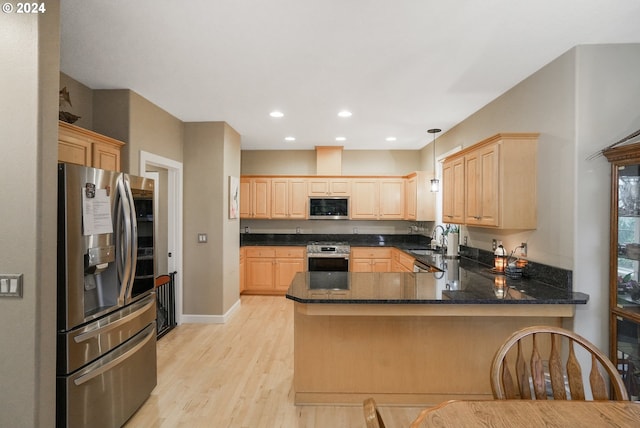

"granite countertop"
[241, 233, 589, 305]
[285, 257, 589, 305]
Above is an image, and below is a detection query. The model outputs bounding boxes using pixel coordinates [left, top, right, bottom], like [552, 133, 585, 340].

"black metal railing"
[155, 271, 177, 339]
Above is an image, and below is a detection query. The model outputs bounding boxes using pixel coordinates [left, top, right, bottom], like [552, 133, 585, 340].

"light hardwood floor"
[125, 295, 424, 427]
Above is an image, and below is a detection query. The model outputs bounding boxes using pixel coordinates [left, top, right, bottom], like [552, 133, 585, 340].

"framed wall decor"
[229, 176, 239, 219]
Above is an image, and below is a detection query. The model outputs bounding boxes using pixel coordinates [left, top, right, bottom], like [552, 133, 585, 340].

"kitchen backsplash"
[240, 219, 431, 236]
[459, 245, 573, 291]
[240, 233, 431, 248]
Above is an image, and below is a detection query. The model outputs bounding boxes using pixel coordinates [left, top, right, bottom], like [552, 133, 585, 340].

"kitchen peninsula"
[285, 256, 589, 405]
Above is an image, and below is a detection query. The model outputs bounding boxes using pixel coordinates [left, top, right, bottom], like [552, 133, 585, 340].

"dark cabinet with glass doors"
[605, 143, 640, 401]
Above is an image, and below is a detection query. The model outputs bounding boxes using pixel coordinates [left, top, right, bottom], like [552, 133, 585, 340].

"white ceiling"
[60, 0, 640, 151]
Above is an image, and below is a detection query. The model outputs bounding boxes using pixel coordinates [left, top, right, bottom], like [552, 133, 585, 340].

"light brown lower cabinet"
[392, 248, 415, 272]
[350, 247, 393, 272]
[243, 246, 305, 295]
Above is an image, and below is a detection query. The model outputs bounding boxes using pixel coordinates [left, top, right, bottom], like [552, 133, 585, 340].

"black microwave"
[308, 197, 349, 219]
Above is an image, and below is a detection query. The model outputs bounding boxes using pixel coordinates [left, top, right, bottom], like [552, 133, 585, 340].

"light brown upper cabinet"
[350, 179, 378, 219]
[442, 133, 538, 229]
[442, 158, 465, 224]
[351, 178, 405, 220]
[405, 171, 435, 221]
[465, 142, 500, 226]
[271, 177, 308, 219]
[307, 178, 351, 196]
[58, 121, 124, 171]
[379, 178, 405, 219]
[240, 177, 271, 219]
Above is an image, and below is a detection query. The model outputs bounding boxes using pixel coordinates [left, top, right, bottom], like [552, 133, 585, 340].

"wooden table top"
[409, 400, 640, 428]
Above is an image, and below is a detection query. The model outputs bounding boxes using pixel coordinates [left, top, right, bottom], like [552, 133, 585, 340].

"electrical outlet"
[492, 239, 497, 250]
[520, 242, 528, 257]
[464, 236, 468, 245]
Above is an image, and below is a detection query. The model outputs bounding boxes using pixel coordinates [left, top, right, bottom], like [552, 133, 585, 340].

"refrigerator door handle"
[73, 324, 155, 387]
[73, 297, 155, 343]
[123, 176, 139, 300]
[116, 175, 133, 304]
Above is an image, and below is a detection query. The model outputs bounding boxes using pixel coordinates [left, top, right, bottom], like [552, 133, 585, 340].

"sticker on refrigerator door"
[82, 187, 114, 235]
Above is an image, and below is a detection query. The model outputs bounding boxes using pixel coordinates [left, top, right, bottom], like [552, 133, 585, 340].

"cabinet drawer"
[351, 247, 391, 258]
[275, 247, 305, 258]
[245, 247, 276, 258]
[395, 251, 415, 270]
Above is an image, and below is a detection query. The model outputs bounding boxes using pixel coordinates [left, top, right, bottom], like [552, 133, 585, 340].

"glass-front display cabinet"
[605, 143, 640, 401]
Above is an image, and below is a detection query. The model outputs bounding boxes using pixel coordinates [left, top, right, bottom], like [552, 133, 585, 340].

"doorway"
[140, 151, 183, 325]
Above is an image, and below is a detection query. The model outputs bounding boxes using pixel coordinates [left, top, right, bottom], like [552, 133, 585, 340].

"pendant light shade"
[430, 177, 440, 192]
[428, 128, 441, 192]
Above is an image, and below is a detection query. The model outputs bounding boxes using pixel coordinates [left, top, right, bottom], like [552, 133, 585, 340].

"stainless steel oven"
[306, 242, 350, 272]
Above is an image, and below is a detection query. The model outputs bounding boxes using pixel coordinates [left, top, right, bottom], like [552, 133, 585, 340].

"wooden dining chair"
[490, 325, 629, 401]
[363, 398, 386, 428]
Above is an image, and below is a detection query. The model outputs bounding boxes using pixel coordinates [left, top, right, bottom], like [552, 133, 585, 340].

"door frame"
[140, 151, 183, 325]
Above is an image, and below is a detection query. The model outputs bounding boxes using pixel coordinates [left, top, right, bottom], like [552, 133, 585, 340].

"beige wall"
[92, 89, 184, 175]
[428, 49, 577, 267]
[0, 3, 59, 425]
[420, 44, 640, 352]
[59, 71, 94, 129]
[183, 122, 241, 316]
[241, 149, 422, 175]
[242, 150, 316, 174]
[129, 91, 184, 175]
[223, 125, 242, 312]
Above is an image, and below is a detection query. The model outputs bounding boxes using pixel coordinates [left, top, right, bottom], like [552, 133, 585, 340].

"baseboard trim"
[181, 298, 241, 324]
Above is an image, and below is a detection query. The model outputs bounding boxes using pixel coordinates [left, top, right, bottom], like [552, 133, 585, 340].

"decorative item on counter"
[493, 244, 507, 273]
[506, 260, 525, 279]
[444, 224, 460, 258]
[59, 86, 81, 124]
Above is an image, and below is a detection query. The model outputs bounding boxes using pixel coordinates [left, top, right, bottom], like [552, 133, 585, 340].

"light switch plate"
[0, 274, 23, 298]
[197, 233, 208, 243]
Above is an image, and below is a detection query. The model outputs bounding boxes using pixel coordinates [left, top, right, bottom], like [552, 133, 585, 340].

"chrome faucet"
[432, 225, 446, 256]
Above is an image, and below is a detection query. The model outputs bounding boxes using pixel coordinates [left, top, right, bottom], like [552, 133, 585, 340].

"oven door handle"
[307, 255, 350, 259]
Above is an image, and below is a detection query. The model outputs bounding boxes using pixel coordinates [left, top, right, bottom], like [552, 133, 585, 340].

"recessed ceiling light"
[284, 136, 296, 142]
[335, 136, 346, 142]
[269, 111, 284, 118]
[337, 110, 352, 118]
[385, 137, 397, 142]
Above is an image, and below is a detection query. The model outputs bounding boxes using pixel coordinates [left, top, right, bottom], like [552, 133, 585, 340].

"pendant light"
[428, 128, 441, 192]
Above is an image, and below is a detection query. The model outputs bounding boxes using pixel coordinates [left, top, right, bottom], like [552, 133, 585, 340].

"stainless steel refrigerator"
[56, 163, 157, 428]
